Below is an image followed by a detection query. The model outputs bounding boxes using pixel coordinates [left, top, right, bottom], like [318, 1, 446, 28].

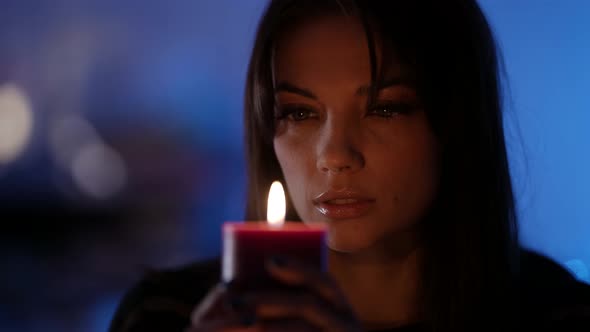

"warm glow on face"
[267, 181, 286, 227]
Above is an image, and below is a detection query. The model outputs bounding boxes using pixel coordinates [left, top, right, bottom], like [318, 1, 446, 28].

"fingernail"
[270, 255, 287, 267]
[240, 313, 256, 326]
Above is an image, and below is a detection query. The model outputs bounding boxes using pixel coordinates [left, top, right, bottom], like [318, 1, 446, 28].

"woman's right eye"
[276, 106, 317, 121]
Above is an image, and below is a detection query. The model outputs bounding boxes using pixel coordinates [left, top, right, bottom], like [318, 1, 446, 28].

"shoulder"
[520, 249, 590, 330]
[108, 257, 221, 332]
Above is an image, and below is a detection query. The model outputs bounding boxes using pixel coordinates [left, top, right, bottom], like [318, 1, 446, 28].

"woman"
[109, 0, 590, 331]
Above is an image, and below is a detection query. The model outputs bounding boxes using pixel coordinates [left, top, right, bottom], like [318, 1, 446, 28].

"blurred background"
[0, 0, 588, 331]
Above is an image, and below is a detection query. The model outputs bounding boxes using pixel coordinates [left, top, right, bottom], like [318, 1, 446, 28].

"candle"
[222, 181, 327, 287]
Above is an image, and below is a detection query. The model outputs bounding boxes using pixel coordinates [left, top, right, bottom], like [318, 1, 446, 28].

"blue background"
[0, 1, 587, 331]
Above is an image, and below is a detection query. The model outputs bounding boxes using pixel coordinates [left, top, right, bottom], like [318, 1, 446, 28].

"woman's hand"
[187, 256, 362, 332]
[237, 256, 362, 331]
[186, 282, 258, 332]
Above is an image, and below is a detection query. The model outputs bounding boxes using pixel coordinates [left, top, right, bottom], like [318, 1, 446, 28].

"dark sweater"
[108, 250, 590, 332]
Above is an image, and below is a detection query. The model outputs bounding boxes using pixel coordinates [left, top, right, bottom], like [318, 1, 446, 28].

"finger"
[191, 282, 247, 323]
[243, 291, 358, 332]
[265, 256, 349, 311]
[191, 283, 227, 323]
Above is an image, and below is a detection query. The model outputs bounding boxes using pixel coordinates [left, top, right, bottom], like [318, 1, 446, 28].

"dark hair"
[244, 1, 520, 331]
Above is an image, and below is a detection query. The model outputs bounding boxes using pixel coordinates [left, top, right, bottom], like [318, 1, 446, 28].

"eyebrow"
[275, 81, 318, 99]
[275, 78, 412, 100]
[356, 78, 410, 96]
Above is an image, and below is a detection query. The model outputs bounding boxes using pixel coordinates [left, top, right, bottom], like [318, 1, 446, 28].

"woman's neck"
[328, 232, 424, 329]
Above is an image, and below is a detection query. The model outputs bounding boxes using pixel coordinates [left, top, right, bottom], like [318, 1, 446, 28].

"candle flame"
[267, 181, 286, 227]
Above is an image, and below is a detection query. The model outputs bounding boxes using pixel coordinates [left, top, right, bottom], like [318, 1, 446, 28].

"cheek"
[274, 135, 309, 175]
[273, 136, 314, 216]
[376, 126, 441, 221]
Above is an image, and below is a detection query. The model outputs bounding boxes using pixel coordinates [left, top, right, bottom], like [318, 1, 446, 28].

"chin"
[321, 217, 419, 254]
[301, 214, 392, 253]
[325, 226, 377, 253]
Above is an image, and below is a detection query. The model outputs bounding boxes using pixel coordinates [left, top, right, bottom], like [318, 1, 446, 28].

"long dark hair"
[244, 1, 520, 331]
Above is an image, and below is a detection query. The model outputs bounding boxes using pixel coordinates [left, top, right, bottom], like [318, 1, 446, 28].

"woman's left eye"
[367, 103, 413, 118]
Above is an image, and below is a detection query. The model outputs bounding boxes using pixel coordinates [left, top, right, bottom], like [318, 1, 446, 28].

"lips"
[313, 189, 375, 219]
[324, 198, 360, 205]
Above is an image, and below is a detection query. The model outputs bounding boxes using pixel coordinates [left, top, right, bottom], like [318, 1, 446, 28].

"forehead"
[272, 15, 406, 85]
[273, 16, 369, 82]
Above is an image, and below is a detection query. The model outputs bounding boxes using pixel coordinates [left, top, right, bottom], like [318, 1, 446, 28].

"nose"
[316, 121, 364, 175]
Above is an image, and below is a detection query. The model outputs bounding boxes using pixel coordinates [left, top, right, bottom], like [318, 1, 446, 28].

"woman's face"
[273, 16, 440, 253]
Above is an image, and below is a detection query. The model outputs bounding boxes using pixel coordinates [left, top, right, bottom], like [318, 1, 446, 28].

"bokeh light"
[71, 142, 127, 200]
[48, 113, 100, 168]
[0, 84, 34, 165]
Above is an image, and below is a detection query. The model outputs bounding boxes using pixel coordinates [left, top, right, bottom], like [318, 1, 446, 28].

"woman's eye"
[368, 103, 413, 118]
[290, 109, 312, 121]
[277, 106, 317, 121]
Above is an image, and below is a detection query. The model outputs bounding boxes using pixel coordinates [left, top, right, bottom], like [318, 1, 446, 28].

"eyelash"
[367, 102, 415, 118]
[275, 105, 318, 121]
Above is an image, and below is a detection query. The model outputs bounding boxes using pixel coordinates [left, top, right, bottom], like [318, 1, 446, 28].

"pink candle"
[222, 182, 327, 287]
